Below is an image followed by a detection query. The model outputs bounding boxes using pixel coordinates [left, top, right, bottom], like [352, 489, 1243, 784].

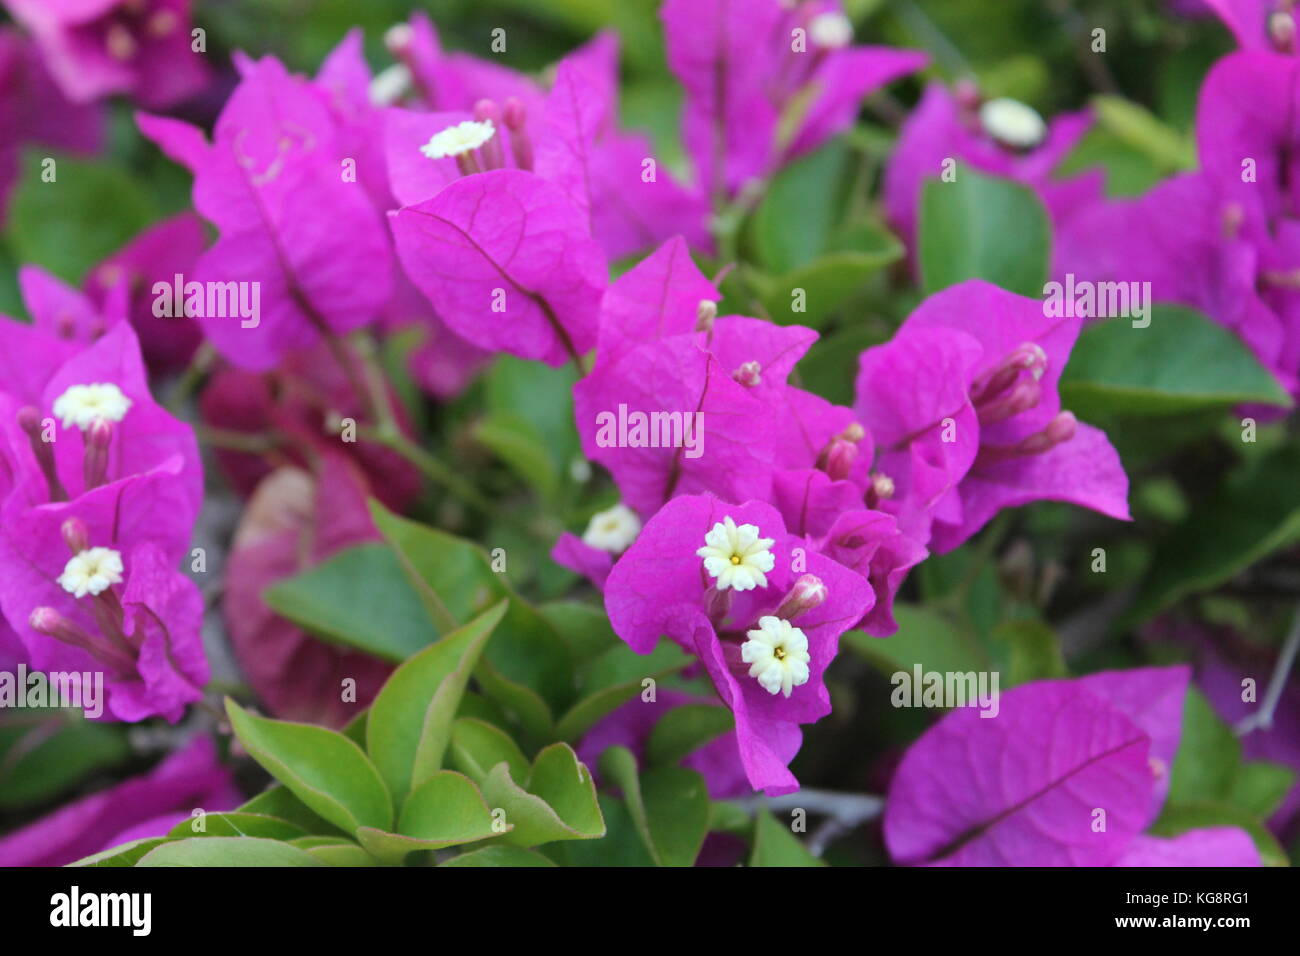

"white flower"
[979, 97, 1047, 149]
[420, 120, 496, 159]
[582, 503, 641, 554]
[696, 516, 775, 591]
[742, 616, 811, 697]
[57, 547, 124, 598]
[52, 383, 132, 431]
[809, 12, 853, 49]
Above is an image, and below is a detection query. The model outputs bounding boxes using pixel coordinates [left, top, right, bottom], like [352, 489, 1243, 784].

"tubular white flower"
[742, 616, 811, 697]
[52, 383, 132, 430]
[979, 97, 1047, 149]
[696, 516, 776, 592]
[420, 120, 496, 159]
[57, 547, 124, 599]
[582, 503, 641, 554]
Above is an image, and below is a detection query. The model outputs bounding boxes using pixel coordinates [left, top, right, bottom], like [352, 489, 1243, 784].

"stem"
[165, 342, 216, 415]
[1237, 605, 1300, 736]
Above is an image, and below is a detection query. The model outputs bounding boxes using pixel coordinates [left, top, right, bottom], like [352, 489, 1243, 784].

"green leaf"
[473, 413, 561, 500]
[599, 746, 709, 867]
[1127, 446, 1300, 622]
[1169, 688, 1241, 805]
[751, 139, 853, 272]
[355, 770, 504, 864]
[1229, 761, 1297, 819]
[165, 812, 308, 842]
[225, 698, 392, 834]
[996, 619, 1068, 686]
[8, 151, 158, 282]
[368, 502, 572, 729]
[539, 600, 619, 661]
[479, 743, 605, 847]
[304, 843, 377, 866]
[1060, 307, 1290, 417]
[749, 808, 825, 867]
[235, 785, 344, 837]
[70, 838, 168, 868]
[843, 604, 988, 674]
[1090, 95, 1195, 173]
[756, 221, 903, 329]
[365, 601, 507, 806]
[556, 795, 655, 866]
[554, 641, 691, 741]
[483, 356, 580, 480]
[441, 846, 557, 867]
[1152, 802, 1289, 868]
[918, 168, 1050, 297]
[137, 837, 328, 867]
[263, 543, 434, 662]
[0, 715, 130, 810]
[644, 704, 735, 767]
[448, 718, 530, 785]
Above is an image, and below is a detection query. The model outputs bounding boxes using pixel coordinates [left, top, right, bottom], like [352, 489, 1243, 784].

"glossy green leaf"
[1169, 688, 1241, 805]
[137, 837, 327, 867]
[554, 641, 691, 742]
[262, 543, 434, 662]
[599, 746, 709, 867]
[356, 770, 504, 864]
[644, 704, 735, 767]
[479, 743, 605, 847]
[366, 601, 506, 805]
[441, 846, 557, 867]
[0, 715, 130, 810]
[225, 699, 392, 834]
[165, 812, 308, 842]
[448, 717, 530, 785]
[918, 168, 1050, 297]
[1229, 761, 1297, 819]
[996, 619, 1068, 686]
[1061, 307, 1290, 417]
[749, 808, 825, 867]
[70, 838, 168, 868]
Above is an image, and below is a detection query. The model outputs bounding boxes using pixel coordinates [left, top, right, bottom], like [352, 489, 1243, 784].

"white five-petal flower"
[52, 383, 132, 430]
[57, 547, 125, 598]
[696, 516, 775, 592]
[742, 616, 811, 698]
[581, 503, 641, 554]
[420, 120, 496, 159]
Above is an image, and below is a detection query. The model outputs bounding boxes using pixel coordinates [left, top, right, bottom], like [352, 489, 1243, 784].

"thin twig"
[1236, 605, 1300, 735]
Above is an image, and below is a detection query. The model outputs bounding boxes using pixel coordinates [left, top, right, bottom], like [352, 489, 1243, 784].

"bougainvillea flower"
[605, 494, 872, 793]
[387, 10, 545, 119]
[1059, 52, 1300, 400]
[2, 0, 210, 108]
[577, 689, 750, 799]
[0, 468, 207, 722]
[83, 213, 209, 372]
[855, 281, 1129, 552]
[0, 734, 239, 867]
[137, 55, 394, 370]
[17, 263, 127, 345]
[884, 667, 1259, 866]
[0, 321, 202, 527]
[884, 82, 1102, 261]
[391, 168, 606, 367]
[596, 235, 719, 369]
[550, 501, 644, 590]
[821, 508, 928, 637]
[223, 456, 392, 729]
[662, 0, 924, 199]
[0, 26, 103, 224]
[1203, 0, 1297, 50]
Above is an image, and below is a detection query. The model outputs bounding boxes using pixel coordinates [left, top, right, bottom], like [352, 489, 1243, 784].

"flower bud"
[775, 574, 827, 621]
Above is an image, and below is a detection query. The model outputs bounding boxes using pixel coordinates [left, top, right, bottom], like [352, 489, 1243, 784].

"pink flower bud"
[61, 517, 90, 555]
[733, 361, 762, 387]
[775, 574, 827, 621]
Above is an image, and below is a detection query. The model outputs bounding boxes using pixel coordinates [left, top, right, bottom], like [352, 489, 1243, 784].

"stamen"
[866, 471, 895, 509]
[17, 406, 67, 502]
[733, 361, 762, 387]
[502, 98, 533, 170]
[695, 299, 718, 333]
[83, 418, 113, 491]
